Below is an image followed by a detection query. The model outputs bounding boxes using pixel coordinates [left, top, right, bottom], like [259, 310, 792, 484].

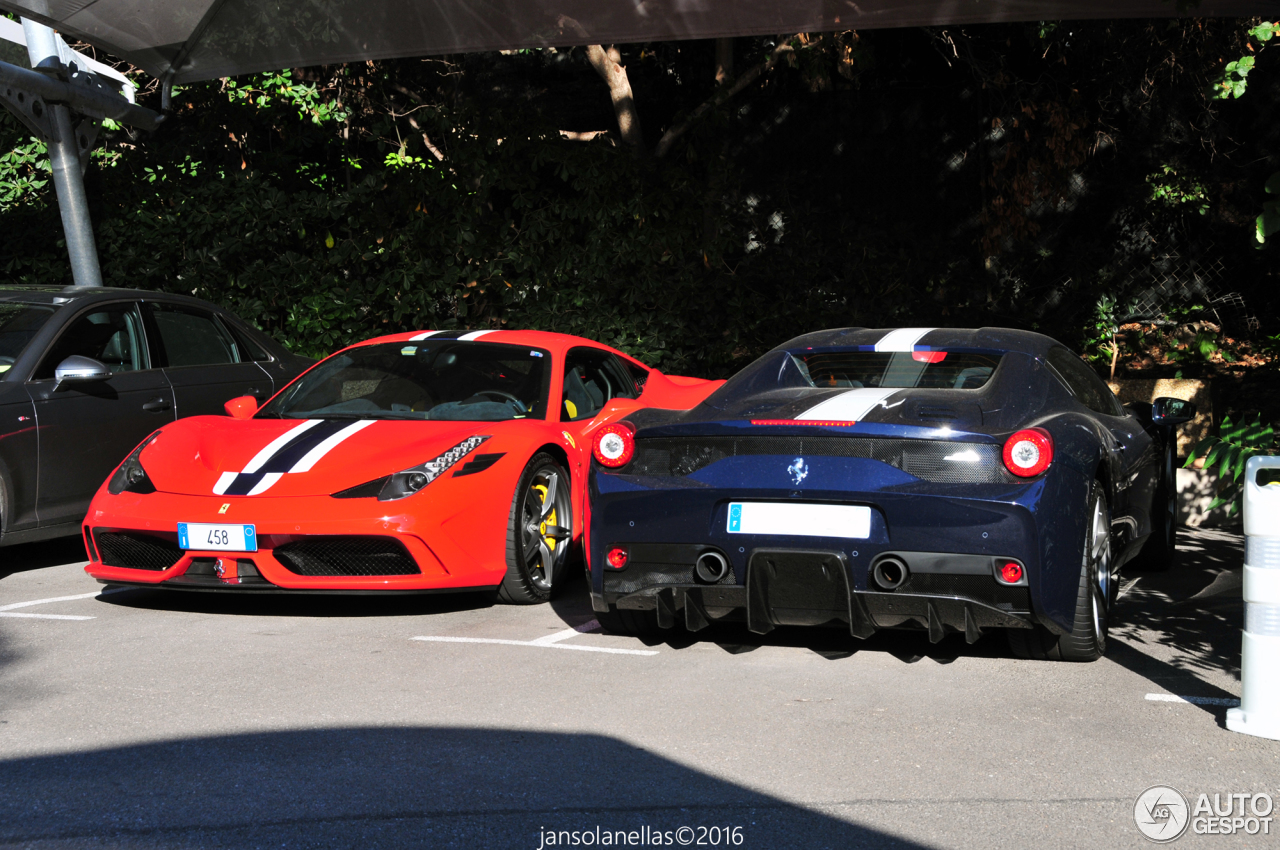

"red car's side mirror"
[224, 395, 259, 419]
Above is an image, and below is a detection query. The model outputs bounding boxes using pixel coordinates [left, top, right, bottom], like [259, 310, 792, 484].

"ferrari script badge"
[218, 503, 230, 514]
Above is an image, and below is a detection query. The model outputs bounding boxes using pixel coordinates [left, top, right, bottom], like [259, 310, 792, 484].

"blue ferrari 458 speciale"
[585, 327, 1196, 661]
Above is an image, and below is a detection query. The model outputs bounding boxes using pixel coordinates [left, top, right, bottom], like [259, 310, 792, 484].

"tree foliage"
[2, 21, 1279, 375]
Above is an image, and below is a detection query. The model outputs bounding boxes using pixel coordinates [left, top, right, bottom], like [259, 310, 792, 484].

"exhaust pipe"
[871, 556, 909, 591]
[694, 550, 730, 584]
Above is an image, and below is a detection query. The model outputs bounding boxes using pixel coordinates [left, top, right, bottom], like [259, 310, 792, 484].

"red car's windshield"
[259, 340, 552, 421]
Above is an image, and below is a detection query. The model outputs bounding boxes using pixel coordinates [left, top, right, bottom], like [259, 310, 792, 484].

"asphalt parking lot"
[0, 528, 1276, 849]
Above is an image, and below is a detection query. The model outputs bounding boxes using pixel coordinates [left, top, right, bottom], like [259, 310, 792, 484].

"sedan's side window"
[1046, 347, 1123, 416]
[217, 316, 272, 362]
[561, 348, 639, 422]
[148, 303, 241, 367]
[34, 304, 149, 379]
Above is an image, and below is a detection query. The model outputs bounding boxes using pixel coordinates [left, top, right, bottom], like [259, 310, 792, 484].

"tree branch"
[655, 34, 815, 159]
[559, 17, 645, 154]
[391, 83, 446, 161]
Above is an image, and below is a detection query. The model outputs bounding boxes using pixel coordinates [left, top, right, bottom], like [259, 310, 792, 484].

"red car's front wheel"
[497, 453, 572, 604]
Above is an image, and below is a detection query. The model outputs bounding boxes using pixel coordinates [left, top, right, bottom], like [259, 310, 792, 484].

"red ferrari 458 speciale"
[82, 330, 720, 601]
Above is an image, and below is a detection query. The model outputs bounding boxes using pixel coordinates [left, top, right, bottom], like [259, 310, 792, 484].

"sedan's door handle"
[142, 397, 172, 412]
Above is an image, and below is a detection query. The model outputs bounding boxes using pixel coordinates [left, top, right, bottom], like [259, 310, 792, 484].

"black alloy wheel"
[497, 453, 572, 604]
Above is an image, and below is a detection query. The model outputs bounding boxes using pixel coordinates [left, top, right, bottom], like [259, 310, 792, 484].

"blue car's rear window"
[791, 350, 1003, 390]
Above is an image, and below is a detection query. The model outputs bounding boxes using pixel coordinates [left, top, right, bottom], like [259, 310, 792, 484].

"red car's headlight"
[372, 435, 491, 501]
[107, 431, 161, 495]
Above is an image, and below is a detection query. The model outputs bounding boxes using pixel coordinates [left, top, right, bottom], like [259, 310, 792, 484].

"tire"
[596, 606, 660, 636]
[496, 453, 572, 605]
[1008, 481, 1113, 662]
[1130, 438, 1176, 572]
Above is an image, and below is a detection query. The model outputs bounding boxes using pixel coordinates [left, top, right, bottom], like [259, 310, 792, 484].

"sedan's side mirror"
[54, 355, 111, 389]
[1152, 396, 1196, 426]
[224, 395, 259, 419]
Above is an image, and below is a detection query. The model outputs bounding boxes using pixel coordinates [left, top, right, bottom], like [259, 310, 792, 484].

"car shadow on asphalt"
[95, 585, 503, 619]
[0, 726, 931, 849]
[547, 570, 1010, 664]
[0, 535, 87, 581]
[1110, 526, 1245, 719]
[554, 528, 1249, 678]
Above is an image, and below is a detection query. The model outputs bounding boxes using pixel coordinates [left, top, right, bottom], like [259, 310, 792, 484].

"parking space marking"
[1145, 693, 1241, 707]
[527, 619, 601, 645]
[0, 612, 94, 621]
[0, 587, 130, 621]
[1117, 577, 1141, 599]
[412, 620, 657, 656]
[412, 636, 657, 656]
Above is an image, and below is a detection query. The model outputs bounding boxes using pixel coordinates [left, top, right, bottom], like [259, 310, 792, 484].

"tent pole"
[21, 18, 103, 288]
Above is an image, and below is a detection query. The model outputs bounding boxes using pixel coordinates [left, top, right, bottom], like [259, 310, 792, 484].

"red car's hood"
[141, 416, 504, 497]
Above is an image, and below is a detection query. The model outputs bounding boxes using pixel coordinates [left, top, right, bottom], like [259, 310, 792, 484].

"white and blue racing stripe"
[213, 419, 376, 496]
[794, 328, 938, 421]
[873, 327, 936, 352]
[849, 327, 939, 352]
[795, 388, 902, 422]
[408, 330, 496, 341]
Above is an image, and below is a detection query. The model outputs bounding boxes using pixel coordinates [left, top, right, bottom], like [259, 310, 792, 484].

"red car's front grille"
[93, 530, 183, 571]
[273, 536, 420, 577]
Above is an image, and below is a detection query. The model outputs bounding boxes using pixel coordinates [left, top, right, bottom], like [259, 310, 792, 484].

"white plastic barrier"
[1227, 456, 1280, 741]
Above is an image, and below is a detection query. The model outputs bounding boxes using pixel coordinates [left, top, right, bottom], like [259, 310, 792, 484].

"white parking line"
[0, 587, 130, 621]
[0, 612, 94, 621]
[412, 620, 657, 656]
[527, 619, 601, 645]
[1118, 577, 1141, 600]
[1145, 693, 1241, 707]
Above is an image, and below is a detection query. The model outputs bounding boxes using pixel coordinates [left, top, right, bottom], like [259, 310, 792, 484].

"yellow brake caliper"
[532, 483, 558, 564]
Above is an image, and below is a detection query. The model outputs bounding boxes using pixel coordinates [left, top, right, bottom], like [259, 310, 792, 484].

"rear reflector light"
[750, 419, 856, 427]
[1002, 428, 1053, 477]
[593, 423, 635, 468]
[606, 547, 629, 569]
[1000, 561, 1024, 584]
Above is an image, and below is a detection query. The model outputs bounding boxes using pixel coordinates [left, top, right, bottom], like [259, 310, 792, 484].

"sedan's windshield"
[0, 304, 56, 373]
[259, 340, 551, 421]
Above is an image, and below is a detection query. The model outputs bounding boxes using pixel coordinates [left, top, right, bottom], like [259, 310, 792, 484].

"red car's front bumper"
[83, 489, 510, 592]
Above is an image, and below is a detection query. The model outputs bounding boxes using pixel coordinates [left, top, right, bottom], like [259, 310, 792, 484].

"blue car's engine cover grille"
[626, 436, 1013, 484]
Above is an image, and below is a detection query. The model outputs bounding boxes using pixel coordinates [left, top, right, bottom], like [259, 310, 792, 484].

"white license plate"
[726, 503, 871, 539]
[178, 522, 258, 552]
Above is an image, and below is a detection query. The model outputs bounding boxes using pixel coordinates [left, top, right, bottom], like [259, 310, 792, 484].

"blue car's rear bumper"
[588, 455, 1090, 638]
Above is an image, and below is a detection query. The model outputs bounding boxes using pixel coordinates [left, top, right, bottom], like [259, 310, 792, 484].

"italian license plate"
[178, 522, 258, 552]
[727, 502, 871, 539]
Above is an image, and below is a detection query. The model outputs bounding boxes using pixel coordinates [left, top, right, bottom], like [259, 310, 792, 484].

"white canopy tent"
[0, 0, 1277, 284]
[2, 0, 1278, 84]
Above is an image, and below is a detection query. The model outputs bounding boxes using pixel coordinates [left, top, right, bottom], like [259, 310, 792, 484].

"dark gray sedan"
[0, 285, 310, 547]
